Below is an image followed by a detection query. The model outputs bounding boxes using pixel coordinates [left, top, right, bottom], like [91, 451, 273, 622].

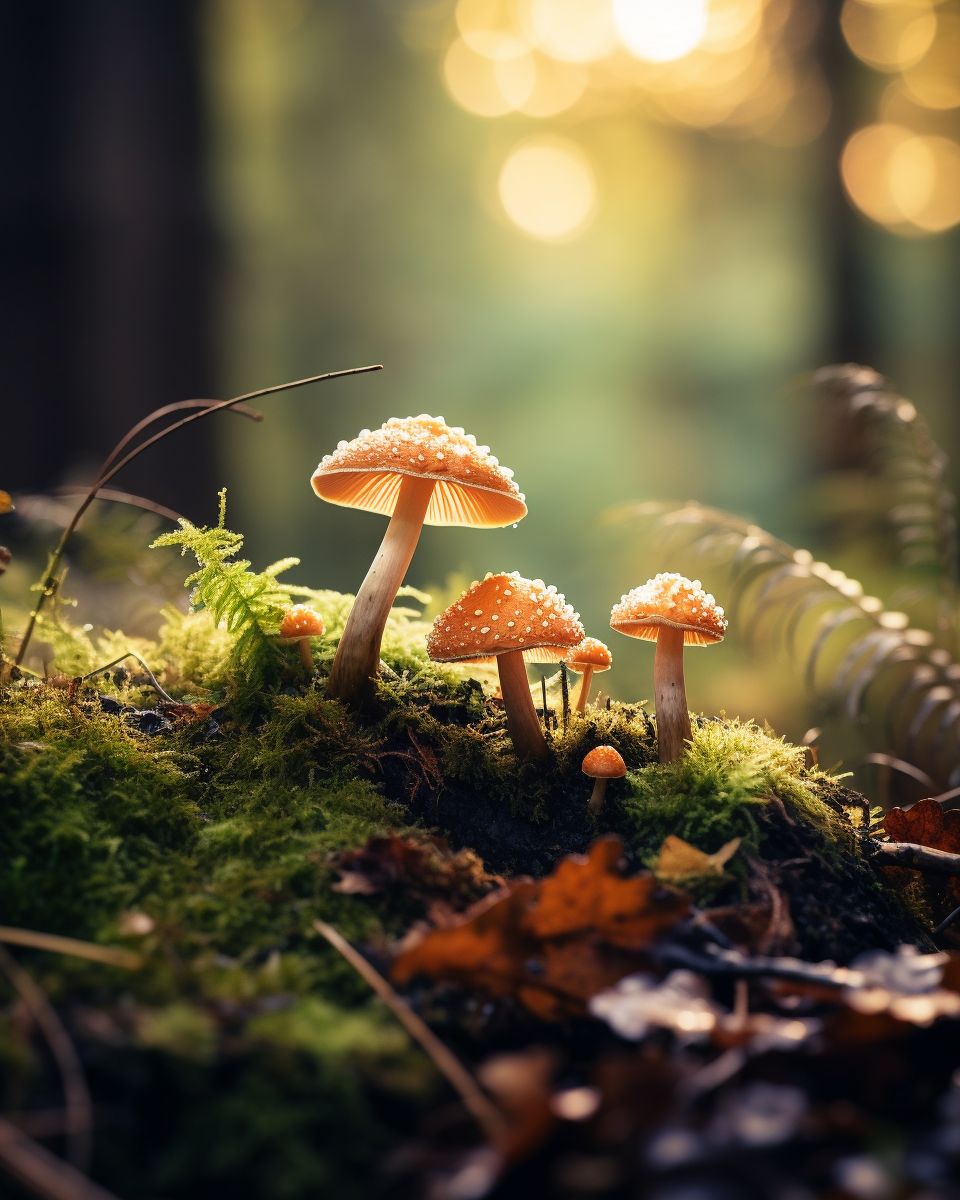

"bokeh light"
[900, 11, 960, 108]
[498, 138, 596, 240]
[840, 0, 937, 72]
[444, 36, 535, 114]
[613, 0, 708, 62]
[440, 0, 959, 237]
[841, 122, 960, 232]
[521, 0, 619, 63]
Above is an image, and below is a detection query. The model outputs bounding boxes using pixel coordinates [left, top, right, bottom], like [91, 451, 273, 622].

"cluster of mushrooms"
[280, 416, 727, 813]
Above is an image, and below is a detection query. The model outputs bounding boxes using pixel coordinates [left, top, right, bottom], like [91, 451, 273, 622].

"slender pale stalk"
[575, 665, 594, 713]
[297, 640, 314, 671]
[587, 776, 607, 817]
[497, 649, 549, 761]
[328, 474, 435, 709]
[653, 625, 691, 764]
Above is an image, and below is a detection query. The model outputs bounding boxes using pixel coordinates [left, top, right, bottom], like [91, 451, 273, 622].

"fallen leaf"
[331, 832, 502, 912]
[392, 838, 688, 1020]
[654, 835, 741, 882]
[882, 797, 960, 906]
[0, 490, 13, 515]
[882, 798, 960, 854]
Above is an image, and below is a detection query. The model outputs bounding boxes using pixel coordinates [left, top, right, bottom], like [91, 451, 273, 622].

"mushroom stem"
[653, 625, 691, 764]
[497, 650, 549, 762]
[298, 639, 315, 671]
[575, 665, 594, 713]
[587, 776, 607, 818]
[328, 474, 436, 708]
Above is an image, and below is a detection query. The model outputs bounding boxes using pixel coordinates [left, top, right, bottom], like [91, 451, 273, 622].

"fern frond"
[813, 364, 958, 648]
[609, 499, 960, 788]
[151, 490, 295, 690]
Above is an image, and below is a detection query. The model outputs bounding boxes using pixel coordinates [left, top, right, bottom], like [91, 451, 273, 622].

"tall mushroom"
[427, 572, 584, 761]
[610, 573, 726, 764]
[312, 416, 526, 708]
[564, 637, 612, 712]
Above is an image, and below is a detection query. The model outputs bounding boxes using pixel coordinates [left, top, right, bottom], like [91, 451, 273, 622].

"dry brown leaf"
[392, 837, 688, 1020]
[654, 835, 741, 882]
[331, 832, 502, 911]
[882, 798, 960, 906]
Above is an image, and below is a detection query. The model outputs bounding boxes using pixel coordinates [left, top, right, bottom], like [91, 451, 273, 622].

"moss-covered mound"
[0, 513, 937, 1197]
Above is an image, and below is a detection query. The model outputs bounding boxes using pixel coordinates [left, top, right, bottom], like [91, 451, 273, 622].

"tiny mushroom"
[427, 572, 584, 761]
[313, 416, 526, 708]
[582, 745, 626, 817]
[279, 604, 325, 671]
[564, 637, 612, 713]
[610, 573, 726, 764]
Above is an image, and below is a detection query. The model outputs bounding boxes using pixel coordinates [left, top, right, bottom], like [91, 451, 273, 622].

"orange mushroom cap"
[312, 415, 527, 529]
[581, 745, 627, 779]
[279, 605, 325, 640]
[564, 637, 612, 674]
[610, 573, 726, 646]
[427, 572, 584, 663]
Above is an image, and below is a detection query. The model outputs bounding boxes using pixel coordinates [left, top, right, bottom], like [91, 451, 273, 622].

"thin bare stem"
[313, 920, 508, 1142]
[97, 398, 263, 478]
[53, 488, 183, 523]
[14, 364, 381, 666]
[0, 927, 142, 970]
[0, 1117, 121, 1200]
[0, 946, 92, 1171]
[80, 654, 175, 703]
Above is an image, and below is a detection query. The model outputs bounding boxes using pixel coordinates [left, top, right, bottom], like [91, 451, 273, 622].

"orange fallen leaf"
[392, 837, 688, 1020]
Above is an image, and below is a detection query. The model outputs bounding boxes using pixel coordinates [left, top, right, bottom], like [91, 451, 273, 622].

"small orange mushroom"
[312, 417, 527, 709]
[582, 745, 626, 817]
[610, 573, 726, 764]
[427, 572, 583, 761]
[564, 637, 612, 713]
[280, 604, 325, 671]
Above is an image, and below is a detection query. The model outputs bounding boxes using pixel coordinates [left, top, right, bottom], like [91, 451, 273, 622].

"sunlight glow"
[613, 0, 708, 62]
[498, 139, 596, 240]
[444, 37, 535, 114]
[841, 123, 960, 233]
[522, 0, 618, 62]
[840, 0, 937, 72]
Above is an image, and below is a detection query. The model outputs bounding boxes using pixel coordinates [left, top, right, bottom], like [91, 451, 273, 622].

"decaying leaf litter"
[2, 367, 960, 1199]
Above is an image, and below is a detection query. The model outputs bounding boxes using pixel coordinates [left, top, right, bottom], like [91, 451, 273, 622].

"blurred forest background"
[2, 0, 960, 798]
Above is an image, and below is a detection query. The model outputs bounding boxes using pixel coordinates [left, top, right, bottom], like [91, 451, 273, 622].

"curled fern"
[152, 489, 297, 690]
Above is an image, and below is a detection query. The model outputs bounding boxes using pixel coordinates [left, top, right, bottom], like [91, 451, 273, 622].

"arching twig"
[0, 1117, 120, 1200]
[15, 364, 382, 667]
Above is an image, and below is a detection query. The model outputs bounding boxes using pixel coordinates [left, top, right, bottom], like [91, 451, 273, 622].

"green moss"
[0, 513, 929, 1196]
[618, 718, 851, 861]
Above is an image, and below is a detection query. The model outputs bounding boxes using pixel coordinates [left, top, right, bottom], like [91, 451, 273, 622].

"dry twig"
[0, 1117, 119, 1200]
[312, 920, 508, 1142]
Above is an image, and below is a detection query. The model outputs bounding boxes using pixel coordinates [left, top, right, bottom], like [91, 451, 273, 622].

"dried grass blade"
[312, 920, 508, 1142]
[0, 928, 142, 970]
[0, 1118, 120, 1200]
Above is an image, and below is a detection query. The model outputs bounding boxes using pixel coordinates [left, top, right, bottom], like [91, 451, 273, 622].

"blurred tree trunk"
[0, 0, 216, 517]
